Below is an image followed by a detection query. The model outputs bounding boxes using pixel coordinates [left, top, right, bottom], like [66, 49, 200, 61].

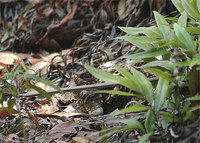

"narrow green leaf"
[28, 84, 52, 101]
[24, 74, 63, 94]
[131, 67, 154, 105]
[12, 64, 21, 80]
[197, 0, 200, 13]
[10, 86, 17, 96]
[154, 78, 169, 113]
[171, 61, 191, 66]
[182, 0, 200, 21]
[140, 60, 172, 70]
[139, 132, 153, 143]
[86, 65, 141, 93]
[146, 68, 176, 83]
[120, 118, 145, 133]
[117, 36, 164, 44]
[145, 110, 155, 133]
[0, 90, 3, 101]
[171, 0, 184, 13]
[153, 11, 171, 40]
[186, 27, 200, 34]
[174, 23, 196, 52]
[7, 99, 16, 116]
[178, 11, 188, 27]
[117, 35, 164, 50]
[118, 26, 162, 38]
[86, 65, 123, 83]
[115, 104, 148, 115]
[121, 48, 169, 60]
[115, 66, 143, 94]
[159, 111, 180, 122]
[95, 90, 143, 98]
[186, 96, 200, 101]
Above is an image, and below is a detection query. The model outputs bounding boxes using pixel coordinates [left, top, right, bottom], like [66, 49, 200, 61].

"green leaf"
[159, 111, 180, 122]
[186, 27, 200, 34]
[115, 104, 148, 115]
[121, 48, 169, 60]
[171, 61, 191, 66]
[117, 36, 164, 44]
[28, 83, 52, 101]
[145, 110, 155, 133]
[197, 0, 200, 13]
[182, 0, 200, 21]
[131, 67, 154, 105]
[12, 64, 21, 80]
[10, 86, 17, 96]
[182, 101, 191, 114]
[7, 99, 16, 116]
[24, 74, 63, 94]
[118, 26, 162, 38]
[140, 60, 172, 70]
[186, 96, 200, 101]
[189, 67, 200, 96]
[120, 118, 145, 133]
[86, 65, 141, 93]
[153, 11, 171, 40]
[178, 11, 188, 27]
[0, 90, 3, 102]
[171, 0, 184, 13]
[139, 132, 153, 143]
[154, 78, 169, 113]
[95, 90, 143, 98]
[86, 65, 123, 83]
[184, 111, 194, 121]
[146, 68, 176, 84]
[174, 23, 196, 52]
[115, 66, 144, 94]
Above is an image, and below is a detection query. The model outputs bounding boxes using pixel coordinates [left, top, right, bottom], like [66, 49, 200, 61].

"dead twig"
[19, 77, 158, 97]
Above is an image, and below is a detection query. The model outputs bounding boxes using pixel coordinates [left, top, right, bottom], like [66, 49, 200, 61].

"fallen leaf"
[49, 121, 79, 140]
[43, 53, 62, 63]
[0, 52, 26, 69]
[71, 137, 90, 143]
[0, 107, 18, 117]
[36, 112, 90, 117]
[37, 105, 59, 114]
[24, 61, 49, 75]
[118, 0, 137, 21]
[25, 107, 43, 130]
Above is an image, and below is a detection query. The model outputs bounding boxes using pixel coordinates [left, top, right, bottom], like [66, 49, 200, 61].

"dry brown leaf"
[43, 53, 62, 63]
[37, 105, 59, 114]
[0, 52, 26, 69]
[27, 56, 43, 65]
[25, 107, 43, 130]
[49, 121, 79, 140]
[25, 61, 49, 75]
[118, 0, 136, 21]
[39, 100, 51, 105]
[0, 107, 18, 117]
[71, 137, 90, 143]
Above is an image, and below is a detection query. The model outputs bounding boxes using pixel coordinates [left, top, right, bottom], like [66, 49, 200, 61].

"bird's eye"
[85, 73, 92, 78]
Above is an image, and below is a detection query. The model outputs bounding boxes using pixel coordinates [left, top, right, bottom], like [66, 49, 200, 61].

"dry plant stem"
[16, 77, 28, 143]
[16, 93, 27, 143]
